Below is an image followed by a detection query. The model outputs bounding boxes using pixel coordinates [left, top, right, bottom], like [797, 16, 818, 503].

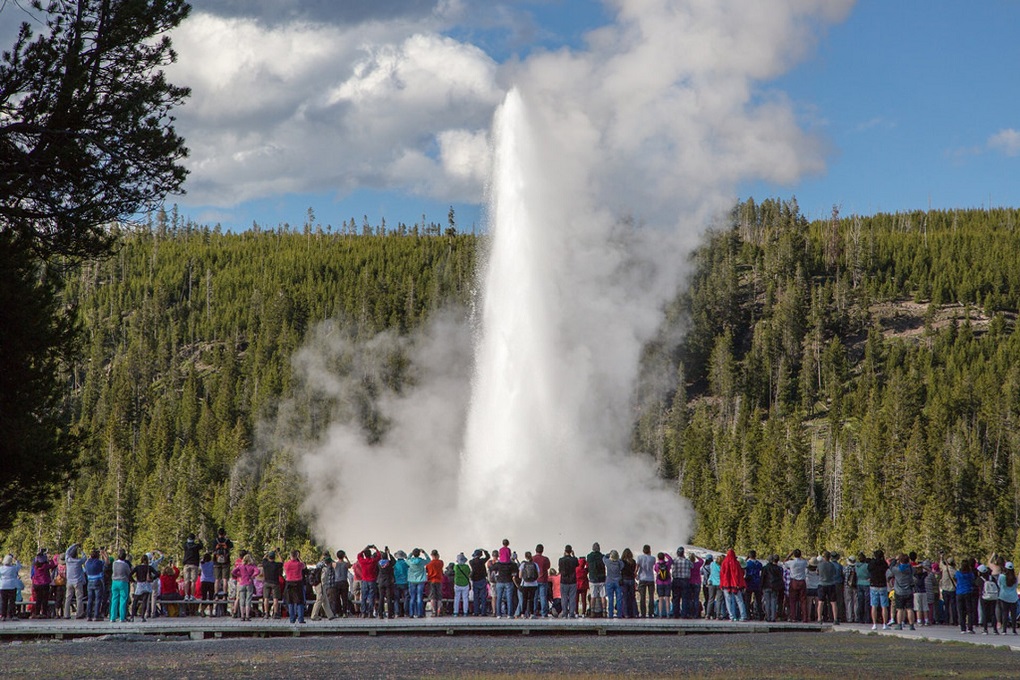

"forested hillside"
[2, 213, 475, 559]
[4, 201, 1020, 563]
[640, 200, 1020, 559]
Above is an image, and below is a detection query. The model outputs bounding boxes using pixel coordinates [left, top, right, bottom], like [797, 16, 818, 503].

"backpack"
[214, 538, 229, 564]
[982, 576, 1000, 601]
[589, 556, 606, 581]
[521, 561, 538, 582]
[307, 566, 321, 587]
[657, 563, 670, 582]
[846, 565, 857, 588]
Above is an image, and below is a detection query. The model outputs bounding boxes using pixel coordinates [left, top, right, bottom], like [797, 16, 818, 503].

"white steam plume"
[277, 0, 853, 557]
[293, 311, 471, 552]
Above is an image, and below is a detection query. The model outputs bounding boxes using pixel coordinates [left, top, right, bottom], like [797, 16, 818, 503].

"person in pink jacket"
[232, 554, 259, 621]
[30, 548, 57, 619]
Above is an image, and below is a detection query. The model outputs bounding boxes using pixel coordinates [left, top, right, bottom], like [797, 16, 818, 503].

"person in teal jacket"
[406, 548, 429, 618]
[393, 550, 409, 617]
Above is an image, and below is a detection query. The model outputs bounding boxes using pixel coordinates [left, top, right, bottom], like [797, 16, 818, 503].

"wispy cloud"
[988, 128, 1020, 156]
[852, 116, 895, 133]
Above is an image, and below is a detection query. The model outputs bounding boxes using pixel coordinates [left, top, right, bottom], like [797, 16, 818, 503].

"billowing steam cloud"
[276, 0, 853, 556]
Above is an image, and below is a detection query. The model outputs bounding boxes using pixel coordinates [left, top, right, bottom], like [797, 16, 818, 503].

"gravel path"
[3, 631, 1017, 678]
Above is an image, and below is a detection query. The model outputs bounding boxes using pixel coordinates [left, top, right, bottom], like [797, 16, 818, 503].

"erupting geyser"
[458, 88, 692, 549]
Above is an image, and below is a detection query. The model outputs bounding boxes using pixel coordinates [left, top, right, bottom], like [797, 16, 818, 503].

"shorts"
[818, 584, 839, 604]
[656, 584, 671, 597]
[869, 586, 890, 608]
[428, 582, 442, 601]
[913, 593, 927, 611]
[264, 583, 281, 600]
[214, 563, 231, 581]
[589, 582, 606, 599]
[806, 588, 818, 598]
[183, 565, 200, 582]
[895, 592, 914, 610]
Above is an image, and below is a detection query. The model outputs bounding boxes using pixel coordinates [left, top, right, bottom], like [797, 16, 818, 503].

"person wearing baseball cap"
[999, 561, 1018, 634]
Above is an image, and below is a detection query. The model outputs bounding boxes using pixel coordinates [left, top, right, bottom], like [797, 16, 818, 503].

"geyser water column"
[459, 87, 693, 549]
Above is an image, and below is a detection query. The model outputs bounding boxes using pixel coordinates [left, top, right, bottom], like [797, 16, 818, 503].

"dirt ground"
[2, 631, 1017, 679]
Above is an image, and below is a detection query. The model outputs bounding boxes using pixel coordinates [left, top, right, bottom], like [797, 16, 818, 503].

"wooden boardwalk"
[0, 616, 829, 641]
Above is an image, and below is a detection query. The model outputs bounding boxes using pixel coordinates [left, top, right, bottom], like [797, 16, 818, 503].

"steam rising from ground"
[270, 0, 853, 556]
[289, 312, 472, 551]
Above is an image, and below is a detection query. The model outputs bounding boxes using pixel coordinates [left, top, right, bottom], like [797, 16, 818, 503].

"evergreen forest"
[5, 200, 1020, 564]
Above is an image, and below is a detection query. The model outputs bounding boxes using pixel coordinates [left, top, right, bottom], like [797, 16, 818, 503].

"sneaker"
[871, 624, 877, 630]
[909, 625, 915, 631]
[882, 624, 889, 630]
[896, 624, 903, 631]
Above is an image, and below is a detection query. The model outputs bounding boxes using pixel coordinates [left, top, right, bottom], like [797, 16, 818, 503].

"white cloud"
[170, 12, 501, 206]
[988, 128, 1020, 157]
[508, 0, 853, 225]
[169, 1, 853, 219]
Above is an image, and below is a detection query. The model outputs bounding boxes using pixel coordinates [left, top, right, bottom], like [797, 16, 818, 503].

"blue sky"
[162, 0, 1019, 230]
[743, 0, 1020, 219]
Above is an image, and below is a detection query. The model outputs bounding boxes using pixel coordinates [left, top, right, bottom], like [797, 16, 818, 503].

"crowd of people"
[1, 534, 1017, 635]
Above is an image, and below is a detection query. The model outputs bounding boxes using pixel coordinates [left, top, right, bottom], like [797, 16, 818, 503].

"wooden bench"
[14, 600, 57, 618]
[156, 598, 230, 617]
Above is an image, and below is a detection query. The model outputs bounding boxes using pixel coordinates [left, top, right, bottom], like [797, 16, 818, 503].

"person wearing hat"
[452, 553, 471, 616]
[978, 563, 1000, 634]
[998, 561, 1018, 635]
[469, 549, 490, 617]
[586, 543, 607, 617]
[0, 554, 23, 621]
[311, 552, 338, 620]
[706, 554, 723, 620]
[376, 548, 397, 619]
[937, 556, 956, 626]
[392, 551, 409, 618]
[842, 554, 858, 623]
[804, 557, 820, 622]
[261, 550, 283, 620]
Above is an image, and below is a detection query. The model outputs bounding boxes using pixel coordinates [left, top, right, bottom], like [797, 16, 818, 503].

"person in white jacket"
[1, 554, 23, 620]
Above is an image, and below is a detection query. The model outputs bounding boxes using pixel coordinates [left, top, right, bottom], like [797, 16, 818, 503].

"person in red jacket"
[159, 563, 182, 617]
[426, 550, 444, 617]
[357, 546, 382, 618]
[719, 549, 748, 621]
[283, 550, 306, 624]
[576, 557, 589, 618]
